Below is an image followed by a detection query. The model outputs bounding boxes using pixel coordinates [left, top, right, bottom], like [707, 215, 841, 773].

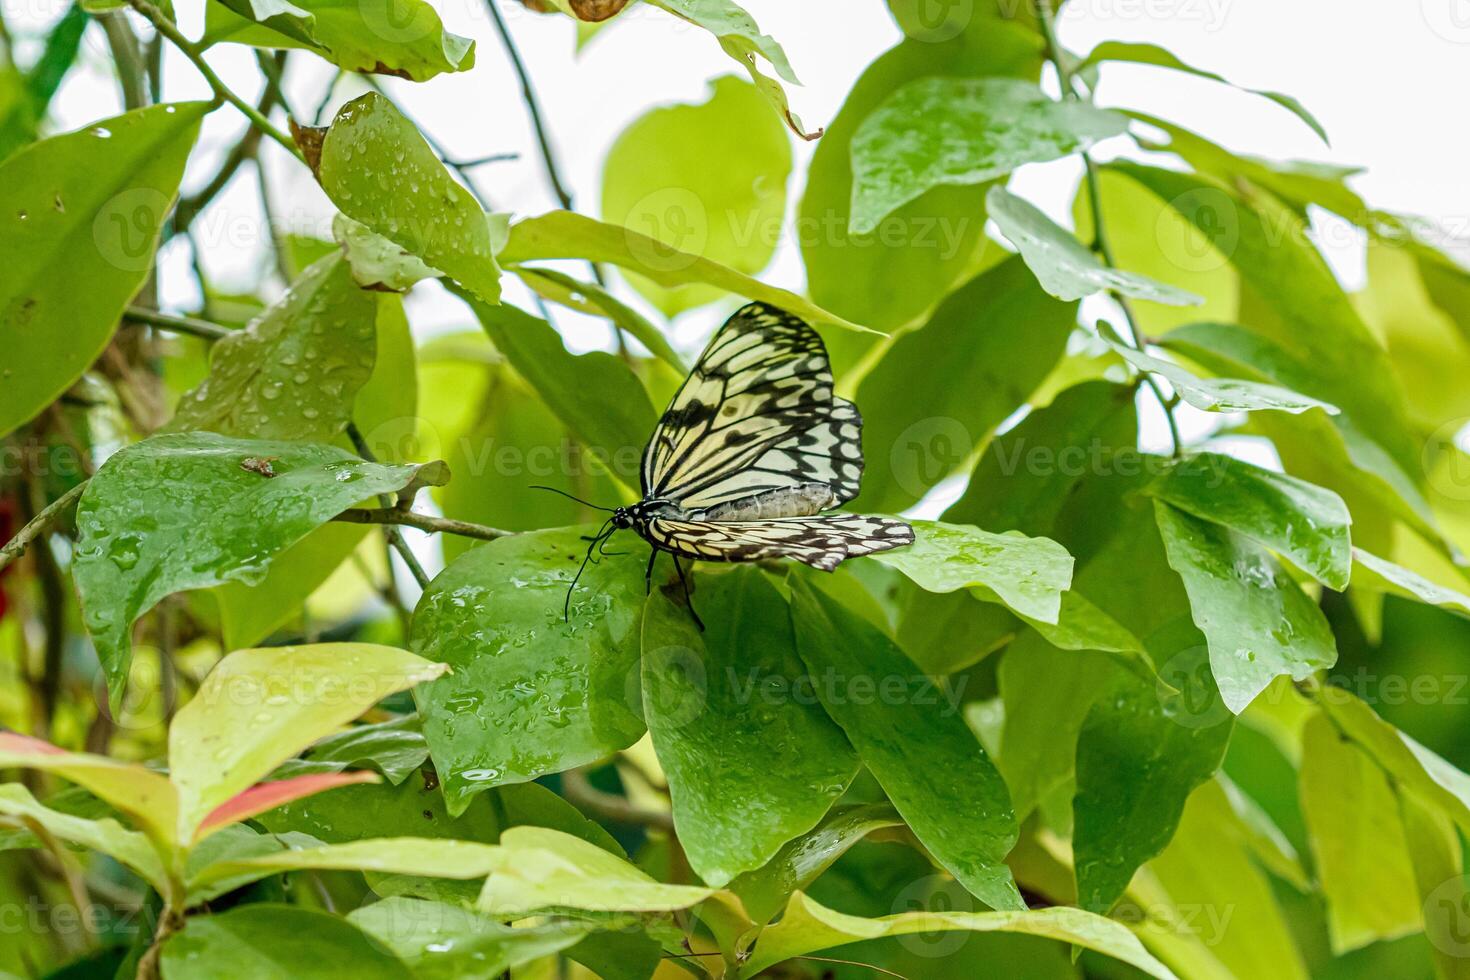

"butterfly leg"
[672, 555, 705, 632]
[644, 548, 658, 595]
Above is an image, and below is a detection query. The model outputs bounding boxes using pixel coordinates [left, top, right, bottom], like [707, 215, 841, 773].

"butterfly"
[548, 302, 914, 628]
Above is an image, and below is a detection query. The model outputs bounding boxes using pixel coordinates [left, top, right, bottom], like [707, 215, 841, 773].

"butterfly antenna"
[531, 485, 617, 513]
[564, 519, 614, 621]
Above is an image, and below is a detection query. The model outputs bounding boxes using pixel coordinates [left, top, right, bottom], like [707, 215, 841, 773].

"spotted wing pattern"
[645, 515, 915, 572]
[640, 303, 864, 513]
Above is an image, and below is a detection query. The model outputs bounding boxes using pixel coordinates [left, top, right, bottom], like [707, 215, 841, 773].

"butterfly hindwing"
[645, 515, 915, 572]
[640, 303, 863, 513]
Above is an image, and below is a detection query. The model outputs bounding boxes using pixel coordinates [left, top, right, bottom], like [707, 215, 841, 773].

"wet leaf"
[349, 898, 586, 979]
[168, 253, 377, 441]
[412, 527, 648, 815]
[73, 432, 445, 701]
[641, 568, 858, 886]
[317, 93, 500, 304]
[161, 904, 414, 978]
[987, 186, 1202, 305]
[850, 77, 1127, 234]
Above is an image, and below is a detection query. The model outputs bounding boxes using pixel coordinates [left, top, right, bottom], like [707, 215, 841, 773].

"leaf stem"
[333, 508, 513, 542]
[345, 423, 433, 590]
[124, 0, 304, 164]
[0, 482, 86, 574]
[123, 306, 232, 341]
[1037, 3, 1182, 458]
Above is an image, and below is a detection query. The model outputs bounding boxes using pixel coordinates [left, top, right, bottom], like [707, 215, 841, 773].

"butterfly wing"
[641, 303, 864, 513]
[645, 515, 914, 572]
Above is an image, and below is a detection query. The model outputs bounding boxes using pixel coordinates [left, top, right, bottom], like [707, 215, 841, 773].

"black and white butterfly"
[552, 302, 913, 627]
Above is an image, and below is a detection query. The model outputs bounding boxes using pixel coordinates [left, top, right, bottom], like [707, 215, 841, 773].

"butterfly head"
[611, 506, 636, 530]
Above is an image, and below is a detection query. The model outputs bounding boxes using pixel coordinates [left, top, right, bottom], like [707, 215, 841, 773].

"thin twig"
[0, 483, 85, 574]
[333, 508, 512, 542]
[99, 12, 148, 110]
[561, 769, 674, 831]
[175, 53, 288, 230]
[1037, 4, 1182, 458]
[484, 0, 574, 210]
[346, 423, 432, 590]
[125, 0, 304, 163]
[123, 306, 233, 341]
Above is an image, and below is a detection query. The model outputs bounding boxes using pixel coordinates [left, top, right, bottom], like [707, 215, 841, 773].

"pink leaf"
[0, 731, 66, 755]
[197, 770, 379, 838]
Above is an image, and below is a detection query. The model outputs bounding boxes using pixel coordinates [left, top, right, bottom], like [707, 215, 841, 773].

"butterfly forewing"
[645, 515, 915, 572]
[641, 303, 864, 513]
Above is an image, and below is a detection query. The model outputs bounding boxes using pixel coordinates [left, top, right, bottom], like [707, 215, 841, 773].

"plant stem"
[1036, 3, 1182, 458]
[561, 769, 674, 831]
[100, 11, 149, 110]
[484, 0, 574, 211]
[345, 424, 432, 590]
[125, 0, 304, 164]
[0, 482, 85, 574]
[124, 307, 232, 341]
[333, 508, 512, 542]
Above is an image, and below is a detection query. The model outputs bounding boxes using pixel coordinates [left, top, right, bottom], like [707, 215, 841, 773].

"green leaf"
[0, 101, 207, 437]
[257, 766, 499, 847]
[168, 253, 377, 441]
[600, 75, 791, 317]
[854, 256, 1078, 510]
[511, 266, 686, 371]
[1161, 321, 1440, 543]
[0, 732, 179, 850]
[1399, 794, 1470, 980]
[0, 784, 165, 890]
[1146, 453, 1353, 590]
[1095, 321, 1339, 415]
[789, 579, 1023, 911]
[727, 804, 901, 924]
[317, 93, 500, 304]
[297, 715, 428, 785]
[333, 213, 443, 292]
[1298, 712, 1422, 953]
[1146, 779, 1310, 979]
[945, 380, 1138, 535]
[161, 904, 413, 978]
[479, 826, 713, 917]
[203, 0, 474, 82]
[1353, 549, 1470, 617]
[1072, 646, 1232, 914]
[1079, 41, 1327, 144]
[870, 519, 1073, 625]
[642, 0, 810, 138]
[1113, 165, 1423, 502]
[738, 892, 1178, 979]
[800, 27, 1042, 331]
[1153, 501, 1337, 713]
[168, 643, 447, 841]
[997, 630, 1119, 821]
[456, 295, 655, 487]
[73, 433, 445, 700]
[641, 568, 858, 886]
[850, 77, 1127, 235]
[412, 528, 647, 815]
[188, 836, 505, 894]
[987, 186, 1201, 305]
[500, 210, 874, 333]
[349, 898, 586, 980]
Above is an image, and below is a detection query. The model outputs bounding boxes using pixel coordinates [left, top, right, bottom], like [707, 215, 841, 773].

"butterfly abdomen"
[692, 484, 837, 521]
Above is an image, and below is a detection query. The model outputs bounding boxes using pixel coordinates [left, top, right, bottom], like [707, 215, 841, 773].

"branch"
[333, 508, 512, 542]
[345, 423, 432, 589]
[125, 0, 304, 164]
[100, 11, 148, 110]
[174, 52, 289, 230]
[484, 0, 574, 212]
[124, 306, 232, 341]
[1037, 4, 1182, 457]
[561, 769, 674, 831]
[0, 483, 85, 574]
